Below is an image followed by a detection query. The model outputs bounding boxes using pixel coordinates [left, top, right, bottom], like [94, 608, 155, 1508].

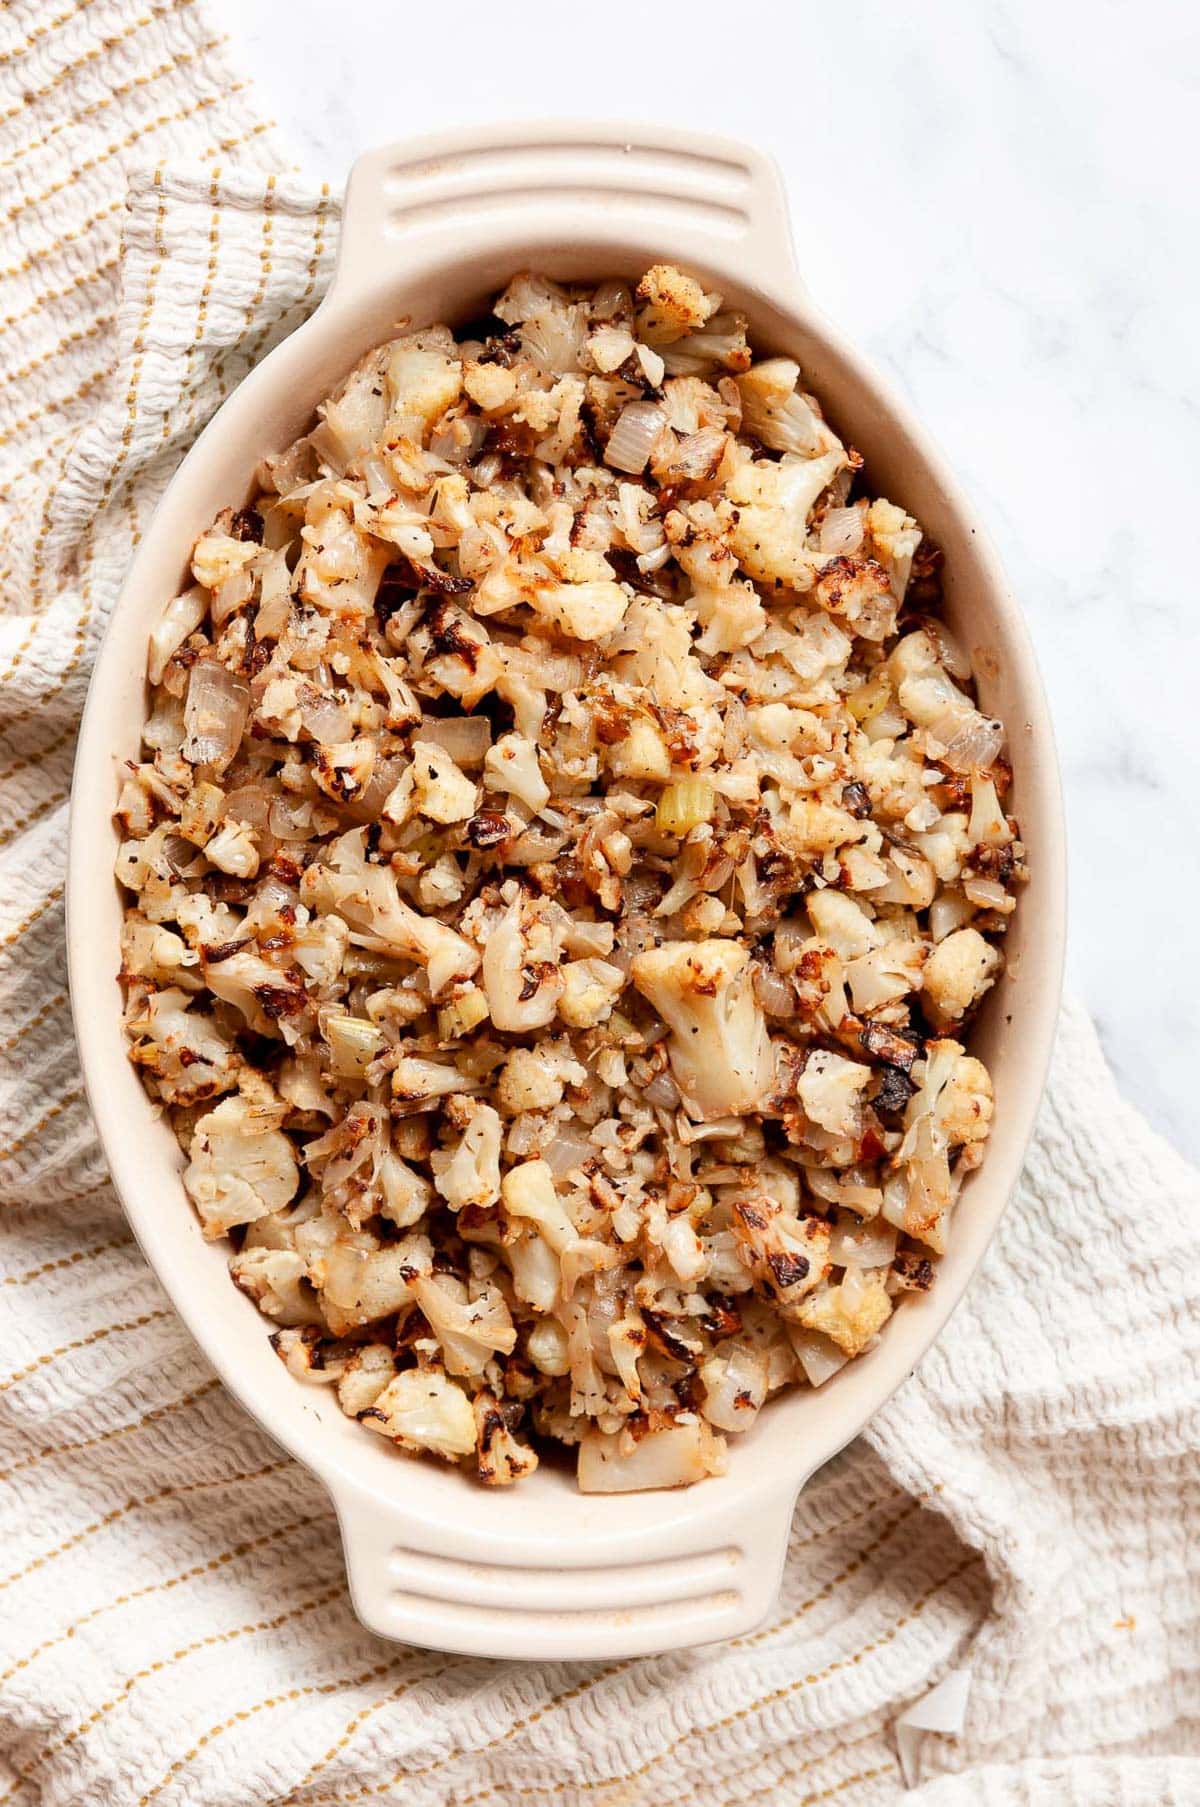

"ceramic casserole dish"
[67, 121, 1066, 1661]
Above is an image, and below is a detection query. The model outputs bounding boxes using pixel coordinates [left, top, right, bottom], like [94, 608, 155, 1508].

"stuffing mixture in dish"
[116, 264, 1024, 1492]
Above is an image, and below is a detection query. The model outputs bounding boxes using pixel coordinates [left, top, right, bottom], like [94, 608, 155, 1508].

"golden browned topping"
[116, 265, 1024, 1492]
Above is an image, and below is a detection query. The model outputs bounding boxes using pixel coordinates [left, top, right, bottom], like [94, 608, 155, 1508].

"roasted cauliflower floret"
[204, 819, 260, 878]
[932, 1044, 996, 1145]
[318, 1235, 432, 1334]
[430, 1098, 503, 1210]
[735, 358, 841, 458]
[496, 1041, 586, 1115]
[309, 853, 479, 997]
[865, 498, 922, 600]
[184, 1093, 299, 1238]
[578, 1416, 728, 1493]
[727, 450, 846, 589]
[845, 938, 927, 1014]
[312, 738, 378, 807]
[384, 328, 463, 438]
[481, 891, 565, 1031]
[805, 891, 881, 961]
[528, 578, 630, 640]
[557, 957, 625, 1028]
[332, 1343, 397, 1417]
[229, 1246, 318, 1325]
[191, 529, 257, 592]
[474, 1391, 539, 1486]
[731, 1194, 832, 1314]
[889, 629, 988, 747]
[121, 919, 199, 988]
[362, 1369, 477, 1459]
[635, 263, 718, 344]
[631, 939, 774, 1121]
[922, 927, 1002, 1029]
[797, 1273, 893, 1357]
[385, 740, 478, 826]
[484, 732, 549, 814]
[501, 1159, 580, 1254]
[409, 1274, 516, 1375]
[811, 556, 897, 642]
[796, 1050, 873, 1138]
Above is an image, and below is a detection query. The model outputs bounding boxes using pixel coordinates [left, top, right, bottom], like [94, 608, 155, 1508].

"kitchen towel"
[1, 3, 1198, 1802]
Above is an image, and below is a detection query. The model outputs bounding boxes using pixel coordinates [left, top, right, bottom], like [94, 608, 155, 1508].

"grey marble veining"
[213, 0, 1200, 1159]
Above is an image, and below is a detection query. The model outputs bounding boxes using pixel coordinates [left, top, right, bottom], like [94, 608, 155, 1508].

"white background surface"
[214, 0, 1200, 1159]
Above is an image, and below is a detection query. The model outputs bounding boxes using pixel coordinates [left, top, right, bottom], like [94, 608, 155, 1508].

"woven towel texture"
[1, 4, 1198, 1802]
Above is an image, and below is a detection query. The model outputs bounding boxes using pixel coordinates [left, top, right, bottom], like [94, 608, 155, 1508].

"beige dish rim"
[66, 121, 1066, 1661]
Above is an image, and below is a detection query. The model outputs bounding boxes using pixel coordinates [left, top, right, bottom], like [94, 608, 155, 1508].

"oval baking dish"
[68, 122, 1065, 1662]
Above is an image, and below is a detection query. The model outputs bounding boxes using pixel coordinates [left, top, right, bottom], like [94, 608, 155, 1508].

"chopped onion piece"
[828, 1212, 897, 1268]
[429, 417, 488, 465]
[161, 834, 202, 878]
[182, 661, 249, 773]
[221, 784, 272, 833]
[924, 618, 972, 681]
[963, 874, 1014, 913]
[542, 1126, 595, 1179]
[819, 507, 864, 556]
[929, 891, 975, 942]
[299, 692, 353, 746]
[881, 1170, 909, 1231]
[321, 1013, 387, 1078]
[752, 962, 795, 1017]
[361, 455, 393, 498]
[790, 1327, 850, 1388]
[642, 1069, 682, 1111]
[700, 1341, 768, 1431]
[655, 779, 715, 836]
[268, 793, 315, 840]
[604, 402, 665, 475]
[936, 713, 1005, 774]
[505, 824, 570, 866]
[521, 306, 586, 375]
[148, 586, 207, 686]
[501, 644, 584, 693]
[590, 279, 633, 321]
[417, 714, 492, 768]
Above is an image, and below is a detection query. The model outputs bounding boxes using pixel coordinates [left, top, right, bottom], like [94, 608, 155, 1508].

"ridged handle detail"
[333, 1483, 796, 1660]
[333, 122, 799, 298]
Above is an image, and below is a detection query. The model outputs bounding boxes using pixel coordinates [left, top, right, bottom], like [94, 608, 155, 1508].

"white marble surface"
[215, 0, 1200, 1160]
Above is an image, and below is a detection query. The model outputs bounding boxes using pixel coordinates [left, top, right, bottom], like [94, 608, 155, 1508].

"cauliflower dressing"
[116, 264, 1023, 1492]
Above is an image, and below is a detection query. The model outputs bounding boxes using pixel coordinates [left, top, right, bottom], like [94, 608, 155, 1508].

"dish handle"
[330, 1471, 802, 1660]
[333, 121, 800, 301]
